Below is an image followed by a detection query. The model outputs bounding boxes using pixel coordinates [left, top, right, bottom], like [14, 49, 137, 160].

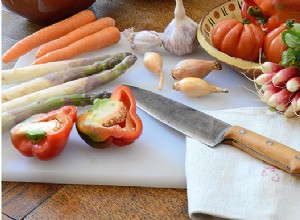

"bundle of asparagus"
[2, 53, 137, 133]
[2, 57, 122, 102]
[2, 52, 131, 84]
[2, 55, 137, 112]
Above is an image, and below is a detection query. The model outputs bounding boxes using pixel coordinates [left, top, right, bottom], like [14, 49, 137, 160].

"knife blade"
[126, 85, 300, 176]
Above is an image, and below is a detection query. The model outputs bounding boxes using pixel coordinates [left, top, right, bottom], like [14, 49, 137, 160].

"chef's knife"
[127, 85, 300, 176]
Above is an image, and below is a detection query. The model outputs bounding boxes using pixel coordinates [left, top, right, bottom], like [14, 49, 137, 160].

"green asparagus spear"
[2, 92, 112, 133]
[2, 55, 137, 112]
[2, 52, 131, 84]
[2, 57, 122, 102]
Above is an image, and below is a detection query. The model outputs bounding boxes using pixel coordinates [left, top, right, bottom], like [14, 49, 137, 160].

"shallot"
[171, 59, 222, 80]
[143, 52, 164, 90]
[173, 77, 228, 97]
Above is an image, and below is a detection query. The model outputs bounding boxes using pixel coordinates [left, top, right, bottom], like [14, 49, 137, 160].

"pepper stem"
[25, 130, 47, 143]
[247, 6, 268, 24]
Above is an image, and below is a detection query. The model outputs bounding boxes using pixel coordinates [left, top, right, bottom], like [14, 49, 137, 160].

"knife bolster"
[223, 126, 300, 176]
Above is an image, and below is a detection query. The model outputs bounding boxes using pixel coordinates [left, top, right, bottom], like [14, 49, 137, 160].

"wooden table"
[2, 1, 224, 219]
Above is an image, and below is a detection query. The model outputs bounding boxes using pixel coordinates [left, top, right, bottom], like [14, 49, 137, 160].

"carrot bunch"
[2, 10, 121, 65]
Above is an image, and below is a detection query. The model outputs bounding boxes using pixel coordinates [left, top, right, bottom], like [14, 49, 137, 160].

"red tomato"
[212, 18, 265, 61]
[263, 24, 287, 64]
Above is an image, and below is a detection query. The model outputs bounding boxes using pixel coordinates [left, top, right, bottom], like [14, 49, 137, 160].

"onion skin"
[172, 59, 222, 80]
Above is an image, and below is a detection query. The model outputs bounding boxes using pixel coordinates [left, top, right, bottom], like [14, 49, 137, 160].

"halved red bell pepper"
[76, 85, 143, 149]
[10, 106, 77, 160]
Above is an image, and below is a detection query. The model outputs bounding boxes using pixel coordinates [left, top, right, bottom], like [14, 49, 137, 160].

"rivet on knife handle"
[223, 126, 300, 176]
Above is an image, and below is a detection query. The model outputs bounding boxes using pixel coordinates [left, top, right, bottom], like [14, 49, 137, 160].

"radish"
[272, 67, 299, 87]
[254, 72, 276, 86]
[253, 61, 299, 118]
[284, 91, 300, 117]
[268, 88, 293, 111]
[259, 62, 284, 74]
[286, 76, 300, 92]
[261, 85, 282, 103]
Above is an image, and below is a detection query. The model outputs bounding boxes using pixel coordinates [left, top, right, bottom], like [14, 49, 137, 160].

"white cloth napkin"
[185, 107, 300, 220]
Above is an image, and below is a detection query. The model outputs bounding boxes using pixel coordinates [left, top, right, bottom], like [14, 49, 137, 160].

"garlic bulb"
[123, 28, 163, 54]
[163, 0, 199, 56]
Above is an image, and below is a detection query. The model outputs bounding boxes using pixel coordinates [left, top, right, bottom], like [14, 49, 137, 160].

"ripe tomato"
[212, 18, 265, 61]
[263, 24, 287, 64]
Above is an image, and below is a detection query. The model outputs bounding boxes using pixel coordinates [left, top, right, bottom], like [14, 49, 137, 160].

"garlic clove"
[163, 0, 199, 56]
[123, 27, 163, 54]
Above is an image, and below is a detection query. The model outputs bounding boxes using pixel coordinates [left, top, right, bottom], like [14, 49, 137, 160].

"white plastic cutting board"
[2, 34, 265, 188]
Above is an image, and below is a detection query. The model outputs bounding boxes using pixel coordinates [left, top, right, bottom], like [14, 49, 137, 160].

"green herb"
[281, 21, 300, 67]
[281, 49, 300, 67]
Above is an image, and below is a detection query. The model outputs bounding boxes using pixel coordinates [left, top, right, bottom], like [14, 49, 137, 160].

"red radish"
[262, 85, 282, 103]
[286, 76, 300, 92]
[259, 62, 284, 74]
[272, 67, 299, 87]
[253, 62, 299, 118]
[268, 88, 293, 111]
[284, 91, 300, 117]
[254, 72, 276, 86]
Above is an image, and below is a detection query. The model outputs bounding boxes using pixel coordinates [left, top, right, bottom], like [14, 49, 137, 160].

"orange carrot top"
[2, 9, 96, 63]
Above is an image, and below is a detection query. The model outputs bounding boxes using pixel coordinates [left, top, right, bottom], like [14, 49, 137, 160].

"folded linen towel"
[185, 107, 300, 220]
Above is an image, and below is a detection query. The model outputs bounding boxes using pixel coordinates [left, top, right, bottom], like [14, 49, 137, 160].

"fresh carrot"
[32, 26, 121, 65]
[2, 10, 96, 63]
[35, 17, 116, 58]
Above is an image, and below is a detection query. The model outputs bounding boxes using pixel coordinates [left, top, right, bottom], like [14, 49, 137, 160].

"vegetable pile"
[255, 63, 300, 118]
[171, 58, 227, 97]
[212, 0, 300, 64]
[2, 10, 121, 64]
[123, 0, 199, 56]
[2, 54, 137, 112]
[7, 85, 143, 160]
[253, 21, 300, 118]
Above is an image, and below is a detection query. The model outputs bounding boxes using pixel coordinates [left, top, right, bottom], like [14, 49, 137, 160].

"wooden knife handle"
[223, 126, 300, 176]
